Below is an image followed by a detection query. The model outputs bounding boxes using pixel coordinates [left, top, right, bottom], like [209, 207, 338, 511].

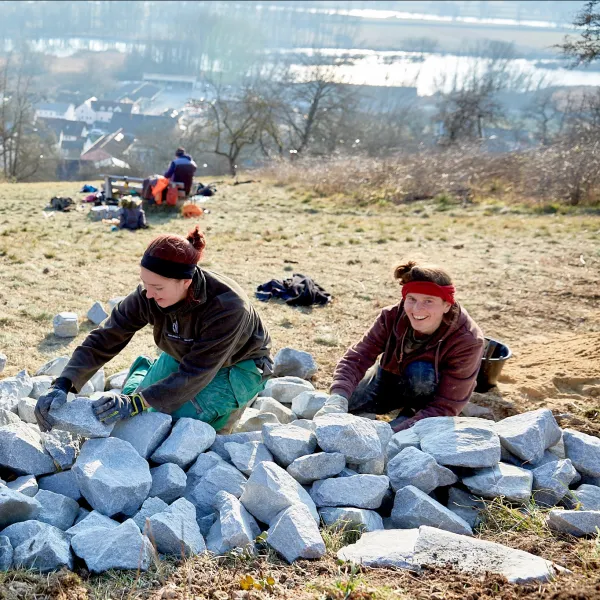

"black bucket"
[475, 337, 512, 393]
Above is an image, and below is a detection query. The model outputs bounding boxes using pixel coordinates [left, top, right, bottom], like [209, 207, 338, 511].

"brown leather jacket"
[330, 302, 484, 423]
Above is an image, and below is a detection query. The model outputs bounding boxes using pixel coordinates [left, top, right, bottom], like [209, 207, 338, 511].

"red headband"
[401, 281, 455, 304]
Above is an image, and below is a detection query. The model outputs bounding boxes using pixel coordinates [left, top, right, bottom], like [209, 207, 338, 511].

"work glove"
[34, 377, 70, 433]
[313, 393, 349, 419]
[91, 391, 146, 425]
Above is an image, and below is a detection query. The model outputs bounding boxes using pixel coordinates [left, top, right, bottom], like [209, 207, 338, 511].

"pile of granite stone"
[0, 347, 598, 582]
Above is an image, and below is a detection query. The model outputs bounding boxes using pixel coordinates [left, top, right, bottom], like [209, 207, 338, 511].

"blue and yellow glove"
[91, 391, 146, 425]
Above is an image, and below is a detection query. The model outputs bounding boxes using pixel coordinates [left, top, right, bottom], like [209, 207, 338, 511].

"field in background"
[0, 178, 598, 598]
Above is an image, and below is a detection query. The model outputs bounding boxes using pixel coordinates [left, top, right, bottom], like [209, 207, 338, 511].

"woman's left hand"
[91, 392, 146, 425]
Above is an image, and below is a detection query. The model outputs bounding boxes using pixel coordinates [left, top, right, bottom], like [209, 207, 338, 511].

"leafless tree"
[558, 1, 600, 65]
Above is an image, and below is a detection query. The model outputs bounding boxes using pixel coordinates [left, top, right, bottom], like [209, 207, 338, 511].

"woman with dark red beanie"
[327, 261, 484, 432]
[34, 226, 272, 432]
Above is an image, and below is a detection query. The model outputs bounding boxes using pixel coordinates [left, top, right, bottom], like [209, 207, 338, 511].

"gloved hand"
[313, 393, 349, 419]
[34, 377, 70, 432]
[91, 391, 146, 425]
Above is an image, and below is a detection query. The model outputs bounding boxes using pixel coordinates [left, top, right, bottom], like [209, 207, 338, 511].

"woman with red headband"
[327, 261, 484, 432]
[34, 226, 272, 433]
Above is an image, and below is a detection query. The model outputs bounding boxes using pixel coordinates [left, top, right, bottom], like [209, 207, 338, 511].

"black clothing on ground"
[256, 274, 331, 307]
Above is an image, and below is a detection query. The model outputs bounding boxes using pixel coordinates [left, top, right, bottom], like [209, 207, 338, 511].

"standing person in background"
[165, 148, 197, 196]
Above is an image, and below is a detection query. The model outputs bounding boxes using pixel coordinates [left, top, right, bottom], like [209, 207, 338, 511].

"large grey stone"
[233, 410, 280, 433]
[0, 408, 20, 427]
[133, 497, 168, 532]
[262, 423, 317, 467]
[0, 372, 33, 410]
[290, 419, 317, 432]
[6, 474, 38, 497]
[149, 463, 187, 504]
[34, 489, 79, 530]
[206, 491, 260, 555]
[29, 376, 53, 400]
[112, 411, 172, 459]
[319, 507, 384, 532]
[387, 446, 457, 493]
[13, 524, 72, 572]
[49, 397, 114, 438]
[572, 484, 600, 510]
[42, 429, 80, 470]
[0, 487, 41, 527]
[0, 535, 12, 571]
[147, 498, 205, 556]
[107, 369, 128, 390]
[287, 452, 346, 485]
[65, 510, 119, 540]
[547, 509, 600, 537]
[412, 417, 501, 468]
[391, 485, 473, 535]
[267, 504, 325, 563]
[1, 520, 47, 547]
[151, 417, 216, 469]
[273, 348, 318, 380]
[240, 461, 318, 525]
[447, 487, 485, 529]
[0, 422, 55, 475]
[310, 475, 390, 509]
[17, 397, 37, 424]
[563, 429, 600, 477]
[53, 312, 78, 338]
[35, 356, 69, 378]
[224, 441, 273, 476]
[87, 301, 108, 325]
[185, 451, 228, 490]
[210, 431, 263, 461]
[532, 459, 578, 507]
[255, 397, 296, 424]
[38, 470, 81, 501]
[462, 462, 533, 503]
[494, 409, 562, 464]
[314, 413, 382, 465]
[260, 377, 315, 404]
[71, 518, 154, 572]
[73, 437, 152, 517]
[291, 391, 329, 420]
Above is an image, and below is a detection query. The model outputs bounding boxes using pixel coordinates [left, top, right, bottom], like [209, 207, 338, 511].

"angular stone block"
[547, 509, 600, 537]
[13, 524, 72, 572]
[0, 487, 41, 528]
[0, 422, 55, 475]
[462, 462, 533, 503]
[224, 441, 273, 476]
[34, 489, 79, 531]
[319, 507, 384, 532]
[133, 497, 168, 532]
[53, 312, 78, 338]
[310, 475, 390, 509]
[262, 423, 317, 467]
[260, 377, 315, 405]
[65, 510, 120, 539]
[87, 302, 108, 325]
[35, 356, 69, 378]
[6, 474, 38, 497]
[149, 463, 187, 504]
[49, 398, 114, 438]
[151, 418, 216, 469]
[287, 452, 346, 485]
[563, 429, 600, 477]
[111, 411, 172, 459]
[291, 391, 329, 420]
[38, 470, 81, 501]
[387, 446, 457, 493]
[273, 348, 318, 379]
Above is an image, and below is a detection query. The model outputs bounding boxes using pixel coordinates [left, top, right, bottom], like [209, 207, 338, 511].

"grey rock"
[319, 507, 384, 532]
[133, 497, 168, 532]
[210, 431, 263, 461]
[73, 437, 152, 517]
[338, 467, 359, 478]
[65, 510, 119, 539]
[368, 420, 394, 453]
[1, 520, 47, 547]
[262, 423, 317, 467]
[17, 397, 38, 424]
[267, 504, 325, 563]
[0, 354, 5, 375]
[287, 452, 346, 485]
[38, 470, 81, 501]
[147, 498, 205, 556]
[233, 410, 280, 433]
[260, 377, 315, 405]
[310, 475, 390, 509]
[6, 474, 38, 497]
[463, 462, 533, 503]
[224, 441, 273, 476]
[149, 463, 187, 504]
[151, 417, 216, 469]
[357, 455, 385, 476]
[71, 518, 154, 572]
[291, 391, 329, 420]
[13, 524, 72, 572]
[197, 513, 217, 538]
[563, 429, 600, 477]
[0, 487, 41, 527]
[255, 397, 296, 424]
[447, 487, 485, 529]
[494, 409, 562, 464]
[0, 535, 12, 570]
[35, 356, 69, 378]
[547, 509, 600, 537]
[532, 459, 578, 507]
[42, 429, 80, 470]
[0, 372, 33, 406]
[314, 413, 382, 465]
[273, 348, 318, 380]
[34, 489, 79, 530]
[0, 422, 55, 475]
[87, 302, 108, 325]
[185, 451, 228, 490]
[111, 411, 172, 459]
[387, 446, 457, 493]
[53, 312, 78, 338]
[49, 397, 114, 438]
[391, 485, 473, 535]
[29, 376, 53, 400]
[572, 484, 600, 510]
[413, 417, 501, 469]
[88, 369, 106, 394]
[240, 461, 318, 525]
[289, 419, 317, 432]
[107, 369, 128, 390]
[0, 409, 20, 427]
[75, 507, 89, 524]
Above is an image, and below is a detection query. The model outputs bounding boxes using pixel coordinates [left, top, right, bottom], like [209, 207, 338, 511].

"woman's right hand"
[34, 387, 68, 432]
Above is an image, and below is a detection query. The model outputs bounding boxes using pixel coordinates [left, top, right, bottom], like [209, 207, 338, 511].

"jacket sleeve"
[60, 288, 150, 392]
[394, 337, 485, 431]
[329, 309, 392, 399]
[141, 307, 251, 413]
[164, 161, 175, 179]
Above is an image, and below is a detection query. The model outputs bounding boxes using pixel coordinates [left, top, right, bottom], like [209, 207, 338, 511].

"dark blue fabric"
[256, 274, 331, 306]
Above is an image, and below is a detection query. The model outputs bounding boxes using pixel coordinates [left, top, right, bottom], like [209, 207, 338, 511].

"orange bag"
[166, 186, 179, 206]
[182, 203, 203, 218]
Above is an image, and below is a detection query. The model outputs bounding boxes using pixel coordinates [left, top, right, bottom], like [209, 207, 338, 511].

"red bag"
[166, 186, 178, 206]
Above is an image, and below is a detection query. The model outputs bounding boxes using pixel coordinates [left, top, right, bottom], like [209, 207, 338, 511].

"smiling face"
[140, 267, 192, 308]
[403, 292, 451, 335]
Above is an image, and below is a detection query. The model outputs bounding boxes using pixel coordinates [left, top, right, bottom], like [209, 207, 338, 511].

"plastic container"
[475, 337, 512, 393]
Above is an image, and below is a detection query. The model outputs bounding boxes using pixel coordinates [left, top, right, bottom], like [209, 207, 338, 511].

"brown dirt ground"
[0, 179, 598, 599]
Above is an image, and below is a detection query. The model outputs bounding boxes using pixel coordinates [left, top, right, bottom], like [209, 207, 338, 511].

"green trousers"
[122, 353, 266, 431]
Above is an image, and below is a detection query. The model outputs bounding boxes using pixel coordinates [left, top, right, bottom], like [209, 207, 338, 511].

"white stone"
[563, 429, 600, 477]
[224, 441, 273, 476]
[260, 377, 315, 405]
[38, 470, 81, 501]
[107, 369, 128, 390]
[50, 397, 114, 438]
[53, 312, 79, 338]
[291, 391, 329, 420]
[0, 535, 12, 570]
[287, 452, 346, 485]
[262, 423, 317, 467]
[273, 348, 318, 379]
[572, 484, 600, 510]
[547, 509, 600, 537]
[311, 475, 390, 509]
[0, 487, 41, 527]
[35, 356, 69, 377]
[532, 459, 578, 507]
[255, 397, 296, 424]
[210, 431, 263, 461]
[6, 474, 38, 497]
[13, 523, 72, 572]
[107, 297, 126, 312]
[0, 354, 6, 375]
[0, 422, 56, 475]
[233, 409, 280, 433]
[462, 462, 533, 503]
[65, 510, 119, 539]
[133, 497, 168, 532]
[111, 411, 172, 459]
[0, 409, 20, 427]
[87, 302, 108, 325]
[42, 429, 80, 470]
[151, 418, 216, 469]
[29, 376, 53, 400]
[387, 446, 457, 493]
[18, 397, 38, 424]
